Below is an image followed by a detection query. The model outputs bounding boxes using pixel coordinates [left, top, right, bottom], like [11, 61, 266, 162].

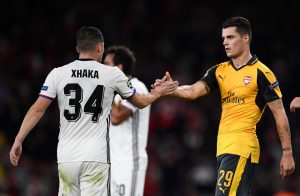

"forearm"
[111, 103, 132, 125]
[268, 99, 293, 151]
[133, 92, 160, 109]
[172, 81, 209, 100]
[276, 115, 292, 150]
[172, 85, 197, 100]
[15, 105, 46, 144]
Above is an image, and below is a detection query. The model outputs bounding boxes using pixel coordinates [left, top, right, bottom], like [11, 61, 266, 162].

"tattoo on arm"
[268, 98, 292, 150]
[276, 123, 291, 142]
[268, 99, 282, 106]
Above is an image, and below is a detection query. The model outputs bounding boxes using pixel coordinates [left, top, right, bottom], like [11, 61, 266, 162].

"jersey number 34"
[64, 83, 104, 123]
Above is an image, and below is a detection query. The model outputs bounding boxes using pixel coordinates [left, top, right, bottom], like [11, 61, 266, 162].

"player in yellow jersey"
[290, 97, 300, 112]
[152, 16, 295, 196]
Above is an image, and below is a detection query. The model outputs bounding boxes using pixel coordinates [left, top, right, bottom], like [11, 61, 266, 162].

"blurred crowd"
[0, 0, 300, 195]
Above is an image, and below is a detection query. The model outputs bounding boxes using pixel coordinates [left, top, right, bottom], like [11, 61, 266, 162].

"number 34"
[64, 83, 104, 122]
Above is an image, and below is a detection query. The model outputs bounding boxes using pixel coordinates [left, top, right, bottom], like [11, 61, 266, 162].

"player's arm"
[290, 97, 300, 112]
[10, 96, 52, 167]
[128, 79, 178, 109]
[152, 72, 211, 100]
[111, 102, 133, 125]
[267, 98, 295, 178]
[172, 81, 209, 100]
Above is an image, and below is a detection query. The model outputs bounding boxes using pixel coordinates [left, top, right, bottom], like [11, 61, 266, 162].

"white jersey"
[39, 59, 135, 163]
[110, 78, 150, 170]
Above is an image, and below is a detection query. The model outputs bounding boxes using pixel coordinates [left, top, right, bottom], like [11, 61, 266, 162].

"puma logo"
[219, 187, 227, 194]
[218, 75, 225, 81]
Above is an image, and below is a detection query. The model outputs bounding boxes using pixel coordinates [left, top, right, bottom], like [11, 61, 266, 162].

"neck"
[79, 53, 99, 62]
[232, 51, 252, 68]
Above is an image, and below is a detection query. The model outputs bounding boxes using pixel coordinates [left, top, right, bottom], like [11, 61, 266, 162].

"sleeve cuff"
[122, 88, 136, 99]
[39, 94, 55, 100]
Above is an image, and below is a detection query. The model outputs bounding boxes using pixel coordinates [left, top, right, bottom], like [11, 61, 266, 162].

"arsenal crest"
[243, 76, 252, 85]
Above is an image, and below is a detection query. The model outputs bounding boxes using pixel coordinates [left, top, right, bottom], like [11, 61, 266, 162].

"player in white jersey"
[103, 46, 150, 196]
[9, 26, 178, 196]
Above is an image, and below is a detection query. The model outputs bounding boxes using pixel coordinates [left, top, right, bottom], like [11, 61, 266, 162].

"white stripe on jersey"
[39, 60, 135, 163]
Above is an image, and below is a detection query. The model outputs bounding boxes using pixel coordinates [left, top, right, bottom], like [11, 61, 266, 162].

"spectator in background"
[104, 46, 150, 196]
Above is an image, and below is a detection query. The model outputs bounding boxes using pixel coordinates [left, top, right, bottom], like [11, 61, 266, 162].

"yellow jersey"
[201, 55, 282, 163]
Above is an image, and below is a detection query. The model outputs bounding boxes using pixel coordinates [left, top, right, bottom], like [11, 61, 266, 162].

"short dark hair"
[76, 26, 104, 52]
[105, 46, 136, 76]
[222, 16, 252, 42]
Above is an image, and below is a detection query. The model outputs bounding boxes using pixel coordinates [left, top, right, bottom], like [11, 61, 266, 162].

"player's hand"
[151, 78, 178, 96]
[290, 97, 300, 113]
[280, 150, 295, 178]
[151, 71, 174, 89]
[9, 141, 23, 167]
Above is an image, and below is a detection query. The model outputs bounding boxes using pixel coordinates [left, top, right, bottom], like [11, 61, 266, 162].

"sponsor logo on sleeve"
[269, 81, 279, 89]
[41, 86, 48, 91]
[127, 80, 133, 89]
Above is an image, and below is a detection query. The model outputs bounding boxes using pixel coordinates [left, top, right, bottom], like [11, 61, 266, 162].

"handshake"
[150, 71, 178, 97]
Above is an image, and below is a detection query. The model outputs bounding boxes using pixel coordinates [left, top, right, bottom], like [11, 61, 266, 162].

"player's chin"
[226, 52, 238, 59]
[225, 51, 231, 57]
[226, 52, 233, 58]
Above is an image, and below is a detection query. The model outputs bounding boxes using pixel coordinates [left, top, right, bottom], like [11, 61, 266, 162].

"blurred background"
[0, 0, 300, 195]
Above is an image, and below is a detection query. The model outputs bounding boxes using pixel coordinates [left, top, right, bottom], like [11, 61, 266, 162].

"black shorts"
[215, 154, 256, 196]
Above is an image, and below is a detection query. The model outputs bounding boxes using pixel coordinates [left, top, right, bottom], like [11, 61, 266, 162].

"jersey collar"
[78, 58, 95, 61]
[229, 54, 258, 71]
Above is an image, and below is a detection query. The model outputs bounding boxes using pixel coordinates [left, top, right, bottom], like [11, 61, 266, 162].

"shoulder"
[255, 61, 278, 80]
[54, 61, 76, 72]
[130, 78, 144, 85]
[255, 61, 279, 87]
[130, 78, 149, 93]
[203, 62, 226, 77]
[205, 63, 221, 73]
[99, 63, 122, 73]
[255, 60, 274, 73]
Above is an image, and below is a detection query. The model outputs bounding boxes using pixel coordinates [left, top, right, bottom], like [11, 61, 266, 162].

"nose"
[223, 38, 228, 46]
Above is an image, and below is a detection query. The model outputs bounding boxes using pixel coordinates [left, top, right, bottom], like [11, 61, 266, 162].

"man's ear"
[76, 46, 80, 54]
[243, 34, 250, 43]
[97, 43, 105, 53]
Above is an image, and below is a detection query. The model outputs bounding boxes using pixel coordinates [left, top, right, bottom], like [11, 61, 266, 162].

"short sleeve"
[257, 68, 282, 103]
[112, 67, 136, 99]
[201, 65, 219, 91]
[39, 68, 57, 100]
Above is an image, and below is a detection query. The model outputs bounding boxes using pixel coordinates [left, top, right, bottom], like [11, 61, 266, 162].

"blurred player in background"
[153, 16, 295, 196]
[290, 97, 300, 112]
[104, 46, 150, 196]
[9, 26, 178, 196]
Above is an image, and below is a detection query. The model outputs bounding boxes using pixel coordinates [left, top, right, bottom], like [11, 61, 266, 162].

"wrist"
[15, 137, 24, 145]
[282, 147, 293, 155]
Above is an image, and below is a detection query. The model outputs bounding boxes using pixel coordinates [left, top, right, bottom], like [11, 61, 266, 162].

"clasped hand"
[151, 71, 178, 96]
